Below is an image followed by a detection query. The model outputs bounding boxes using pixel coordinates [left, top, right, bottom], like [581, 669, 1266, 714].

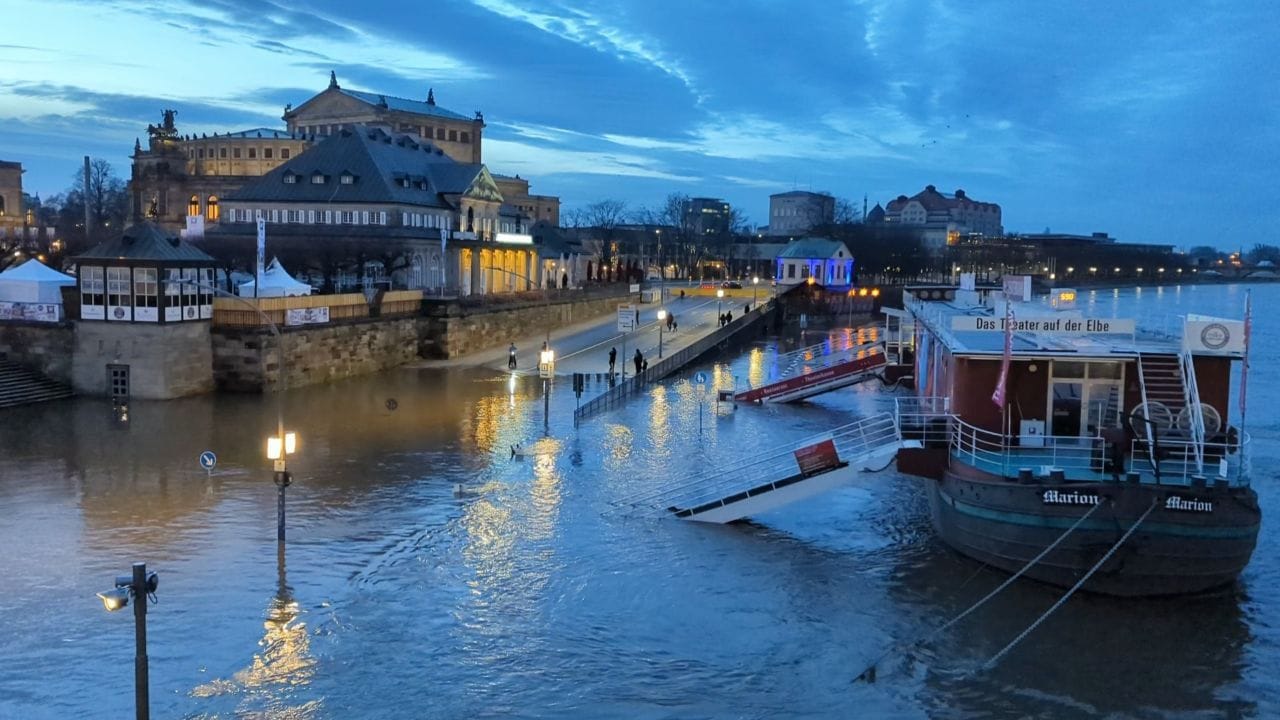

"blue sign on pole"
[694, 372, 708, 385]
[199, 451, 217, 471]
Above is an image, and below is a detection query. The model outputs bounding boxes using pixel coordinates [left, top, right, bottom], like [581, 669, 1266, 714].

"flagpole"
[1238, 289, 1252, 458]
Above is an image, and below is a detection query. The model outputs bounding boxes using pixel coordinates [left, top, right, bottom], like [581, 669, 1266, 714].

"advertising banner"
[284, 306, 330, 326]
[794, 438, 841, 477]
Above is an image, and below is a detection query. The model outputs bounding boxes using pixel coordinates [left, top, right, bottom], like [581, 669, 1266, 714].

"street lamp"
[96, 562, 159, 720]
[657, 308, 667, 358]
[266, 430, 298, 542]
[752, 276, 759, 306]
[716, 288, 724, 318]
[539, 347, 555, 435]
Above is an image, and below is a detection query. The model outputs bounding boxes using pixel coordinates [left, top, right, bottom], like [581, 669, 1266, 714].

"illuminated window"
[340, 173, 354, 185]
[311, 173, 325, 184]
[283, 174, 297, 184]
[188, 195, 200, 216]
[206, 196, 219, 222]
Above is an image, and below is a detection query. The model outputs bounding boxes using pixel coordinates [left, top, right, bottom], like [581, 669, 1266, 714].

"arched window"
[466, 206, 475, 232]
[206, 196, 219, 222]
[188, 195, 200, 217]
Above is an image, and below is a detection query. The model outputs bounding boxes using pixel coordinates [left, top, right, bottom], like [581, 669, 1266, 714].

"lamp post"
[539, 347, 555, 434]
[657, 308, 667, 358]
[96, 562, 159, 720]
[752, 276, 759, 307]
[716, 288, 724, 318]
[267, 430, 298, 541]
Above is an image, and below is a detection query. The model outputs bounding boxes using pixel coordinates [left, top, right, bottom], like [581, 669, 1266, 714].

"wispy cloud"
[469, 0, 700, 99]
[484, 138, 699, 183]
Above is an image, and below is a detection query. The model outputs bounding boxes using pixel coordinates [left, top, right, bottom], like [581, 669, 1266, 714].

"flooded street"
[1, 283, 1278, 719]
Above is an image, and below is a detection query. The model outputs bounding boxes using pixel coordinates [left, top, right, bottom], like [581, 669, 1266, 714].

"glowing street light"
[266, 430, 298, 542]
[752, 276, 759, 306]
[716, 288, 725, 318]
[96, 562, 159, 720]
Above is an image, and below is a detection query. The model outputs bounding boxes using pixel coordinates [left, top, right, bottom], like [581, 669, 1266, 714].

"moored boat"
[893, 279, 1258, 596]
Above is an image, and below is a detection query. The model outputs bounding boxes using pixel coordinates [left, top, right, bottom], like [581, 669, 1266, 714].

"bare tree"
[834, 197, 862, 225]
[582, 199, 628, 266]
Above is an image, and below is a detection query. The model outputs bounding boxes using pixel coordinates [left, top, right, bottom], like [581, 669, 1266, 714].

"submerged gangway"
[610, 413, 904, 524]
[735, 338, 888, 404]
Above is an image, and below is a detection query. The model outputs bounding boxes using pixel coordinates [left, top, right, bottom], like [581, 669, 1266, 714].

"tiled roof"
[225, 126, 485, 208]
[777, 237, 849, 259]
[74, 222, 215, 263]
[339, 88, 472, 122]
[886, 185, 998, 212]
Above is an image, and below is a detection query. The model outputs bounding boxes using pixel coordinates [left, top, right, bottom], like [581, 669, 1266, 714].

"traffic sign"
[617, 304, 636, 333]
[694, 371, 708, 385]
[199, 451, 217, 472]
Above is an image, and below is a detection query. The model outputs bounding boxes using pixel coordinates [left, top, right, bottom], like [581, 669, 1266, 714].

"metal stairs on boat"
[0, 360, 75, 409]
[611, 412, 904, 524]
[1135, 352, 1189, 437]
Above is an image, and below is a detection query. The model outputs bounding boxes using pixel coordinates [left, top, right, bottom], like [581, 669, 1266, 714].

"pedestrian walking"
[726, 310, 733, 324]
[680, 289, 685, 301]
[633, 348, 643, 375]
[635, 308, 640, 325]
[642, 358, 648, 373]
[672, 316, 678, 332]
[608, 346, 617, 374]
[508, 343, 517, 369]
[744, 303, 750, 314]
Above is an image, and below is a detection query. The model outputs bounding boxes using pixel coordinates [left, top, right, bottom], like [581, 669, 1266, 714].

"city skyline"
[1, 0, 1276, 246]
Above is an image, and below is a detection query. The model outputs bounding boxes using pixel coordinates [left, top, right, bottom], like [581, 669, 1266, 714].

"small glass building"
[73, 221, 217, 322]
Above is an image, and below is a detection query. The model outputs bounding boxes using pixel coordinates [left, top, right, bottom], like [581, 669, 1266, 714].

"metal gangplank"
[611, 413, 903, 524]
[735, 339, 887, 404]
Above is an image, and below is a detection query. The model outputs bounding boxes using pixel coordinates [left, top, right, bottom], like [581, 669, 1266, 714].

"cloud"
[484, 138, 699, 183]
[469, 0, 700, 99]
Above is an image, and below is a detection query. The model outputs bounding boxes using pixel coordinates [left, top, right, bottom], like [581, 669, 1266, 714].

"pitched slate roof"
[339, 88, 472, 122]
[776, 237, 850, 259]
[74, 222, 215, 263]
[225, 126, 486, 209]
[886, 185, 999, 212]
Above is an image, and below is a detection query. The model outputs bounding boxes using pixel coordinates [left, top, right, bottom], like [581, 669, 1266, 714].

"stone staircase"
[0, 360, 75, 409]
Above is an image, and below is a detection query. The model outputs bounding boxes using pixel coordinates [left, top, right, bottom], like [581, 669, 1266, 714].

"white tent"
[0, 259, 76, 303]
[238, 258, 313, 297]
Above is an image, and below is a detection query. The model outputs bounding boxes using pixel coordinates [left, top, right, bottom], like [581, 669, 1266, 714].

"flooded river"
[0, 283, 1276, 718]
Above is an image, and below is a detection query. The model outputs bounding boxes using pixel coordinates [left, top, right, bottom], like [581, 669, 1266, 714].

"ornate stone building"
[0, 160, 23, 230]
[284, 72, 484, 165]
[883, 185, 1002, 248]
[494, 174, 560, 227]
[128, 110, 311, 232]
[209, 126, 543, 295]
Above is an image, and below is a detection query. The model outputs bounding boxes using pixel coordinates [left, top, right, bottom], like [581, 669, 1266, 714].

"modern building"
[284, 72, 484, 165]
[209, 125, 541, 296]
[681, 197, 732, 237]
[494, 174, 560, 227]
[128, 110, 312, 232]
[883, 185, 1002, 248]
[766, 191, 835, 237]
[774, 237, 854, 287]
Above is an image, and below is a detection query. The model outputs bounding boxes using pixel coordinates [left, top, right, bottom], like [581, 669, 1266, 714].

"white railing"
[612, 412, 901, 515]
[1135, 355, 1157, 464]
[1179, 349, 1206, 473]
[950, 418, 1105, 478]
[770, 337, 883, 382]
[1129, 432, 1250, 486]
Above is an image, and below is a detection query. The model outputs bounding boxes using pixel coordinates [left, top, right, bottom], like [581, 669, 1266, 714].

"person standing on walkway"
[633, 348, 643, 375]
[608, 346, 617, 374]
[508, 343, 517, 369]
[635, 308, 640, 325]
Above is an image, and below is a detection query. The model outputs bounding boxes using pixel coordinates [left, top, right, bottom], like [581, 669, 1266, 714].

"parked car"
[721, 280, 743, 289]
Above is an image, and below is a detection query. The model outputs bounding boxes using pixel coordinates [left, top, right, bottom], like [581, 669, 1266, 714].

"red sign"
[794, 439, 840, 477]
[736, 352, 887, 403]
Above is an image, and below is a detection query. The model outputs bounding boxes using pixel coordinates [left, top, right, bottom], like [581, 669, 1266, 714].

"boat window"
[1088, 362, 1122, 379]
[1052, 361, 1085, 378]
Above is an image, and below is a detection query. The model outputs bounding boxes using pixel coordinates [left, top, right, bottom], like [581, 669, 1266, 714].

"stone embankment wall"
[0, 321, 74, 383]
[73, 321, 214, 399]
[212, 317, 420, 393]
[420, 293, 632, 359]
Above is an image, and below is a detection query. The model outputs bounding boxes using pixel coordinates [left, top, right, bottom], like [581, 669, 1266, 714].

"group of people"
[607, 346, 646, 375]
[718, 311, 734, 327]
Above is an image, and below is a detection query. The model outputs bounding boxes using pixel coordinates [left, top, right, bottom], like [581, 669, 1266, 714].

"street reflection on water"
[0, 284, 1277, 718]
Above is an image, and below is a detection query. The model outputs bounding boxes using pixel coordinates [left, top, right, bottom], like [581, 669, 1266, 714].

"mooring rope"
[979, 498, 1158, 672]
[853, 498, 1106, 683]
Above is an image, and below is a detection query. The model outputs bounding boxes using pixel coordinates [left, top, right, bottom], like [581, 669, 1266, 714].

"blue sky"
[1, 0, 1276, 247]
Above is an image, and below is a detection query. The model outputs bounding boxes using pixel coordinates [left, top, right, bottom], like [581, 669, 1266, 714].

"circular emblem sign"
[1200, 323, 1230, 350]
[112, 307, 126, 320]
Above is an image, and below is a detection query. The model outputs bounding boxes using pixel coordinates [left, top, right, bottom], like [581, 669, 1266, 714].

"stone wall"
[72, 321, 214, 399]
[420, 293, 633, 359]
[212, 316, 420, 393]
[0, 321, 75, 383]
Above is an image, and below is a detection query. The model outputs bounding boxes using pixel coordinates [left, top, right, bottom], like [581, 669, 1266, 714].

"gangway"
[611, 413, 903, 524]
[735, 339, 887, 404]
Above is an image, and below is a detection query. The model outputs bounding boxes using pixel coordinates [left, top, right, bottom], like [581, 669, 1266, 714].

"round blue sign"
[694, 372, 708, 384]
[199, 451, 217, 470]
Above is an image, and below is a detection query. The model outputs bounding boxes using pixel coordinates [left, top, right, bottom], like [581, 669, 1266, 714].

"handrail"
[1180, 349, 1206, 473]
[1135, 355, 1157, 463]
[611, 412, 900, 512]
[1129, 431, 1249, 486]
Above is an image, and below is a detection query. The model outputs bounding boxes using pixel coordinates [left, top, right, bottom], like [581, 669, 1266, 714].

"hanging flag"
[991, 301, 1015, 408]
[1240, 290, 1252, 421]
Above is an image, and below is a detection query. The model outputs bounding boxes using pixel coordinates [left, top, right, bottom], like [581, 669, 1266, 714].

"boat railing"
[1128, 431, 1251, 486]
[894, 396, 953, 445]
[949, 417, 1106, 478]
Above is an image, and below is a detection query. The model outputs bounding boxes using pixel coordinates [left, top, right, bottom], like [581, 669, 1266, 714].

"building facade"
[767, 191, 835, 237]
[128, 110, 312, 232]
[210, 126, 541, 296]
[681, 197, 732, 237]
[494, 174, 560, 227]
[774, 237, 854, 287]
[884, 185, 1002, 248]
[284, 72, 484, 165]
[0, 160, 23, 230]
